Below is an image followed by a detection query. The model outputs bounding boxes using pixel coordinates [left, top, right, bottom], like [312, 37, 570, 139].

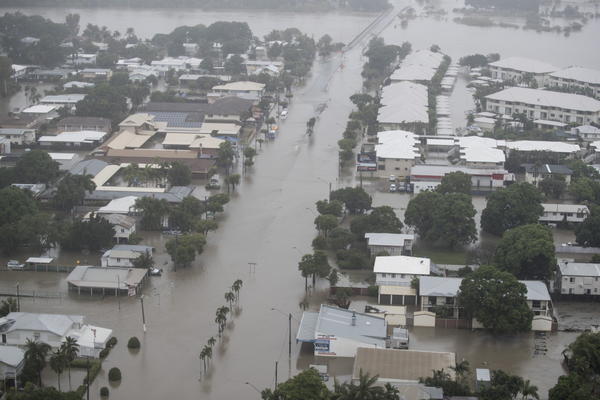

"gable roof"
[365, 233, 414, 247]
[373, 256, 431, 275]
[559, 259, 600, 277]
[419, 276, 463, 297]
[1, 312, 83, 336]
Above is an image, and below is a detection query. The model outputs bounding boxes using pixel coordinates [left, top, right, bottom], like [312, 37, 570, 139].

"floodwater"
[0, 1, 599, 399]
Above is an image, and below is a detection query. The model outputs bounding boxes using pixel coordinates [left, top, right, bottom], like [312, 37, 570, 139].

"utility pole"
[16, 283, 20, 311]
[173, 233, 178, 272]
[140, 295, 147, 332]
[288, 313, 292, 358]
[117, 275, 120, 310]
[86, 356, 90, 400]
[328, 182, 332, 200]
[275, 360, 278, 388]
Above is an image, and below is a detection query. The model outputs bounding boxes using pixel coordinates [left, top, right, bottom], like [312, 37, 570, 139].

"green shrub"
[106, 337, 118, 348]
[108, 367, 121, 382]
[100, 387, 109, 397]
[99, 348, 109, 359]
[312, 235, 327, 250]
[127, 336, 141, 349]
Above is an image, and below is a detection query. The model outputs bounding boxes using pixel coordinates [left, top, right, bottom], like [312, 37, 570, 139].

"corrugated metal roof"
[374, 256, 430, 275]
[365, 233, 414, 247]
[296, 312, 319, 342]
[315, 305, 386, 347]
[419, 276, 462, 297]
[559, 259, 600, 277]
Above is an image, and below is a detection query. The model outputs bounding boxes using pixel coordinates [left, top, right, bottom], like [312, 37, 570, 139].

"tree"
[170, 196, 203, 232]
[24, 339, 52, 387]
[167, 162, 192, 186]
[232, 279, 243, 302]
[225, 291, 235, 309]
[479, 370, 526, 400]
[314, 214, 338, 237]
[165, 233, 206, 268]
[549, 373, 594, 400]
[49, 349, 67, 391]
[243, 147, 257, 167]
[481, 183, 544, 236]
[327, 227, 354, 251]
[569, 177, 600, 203]
[53, 173, 96, 211]
[420, 368, 471, 397]
[576, 206, 600, 247]
[61, 336, 79, 391]
[437, 172, 471, 195]
[75, 84, 128, 125]
[261, 368, 329, 400]
[0, 298, 18, 316]
[315, 200, 343, 217]
[217, 142, 235, 175]
[298, 252, 330, 292]
[520, 380, 540, 400]
[131, 251, 155, 270]
[539, 176, 567, 199]
[458, 266, 533, 334]
[135, 197, 170, 231]
[350, 206, 403, 239]
[60, 214, 114, 251]
[194, 219, 219, 236]
[224, 54, 245, 75]
[15, 150, 60, 184]
[328, 269, 339, 287]
[215, 306, 230, 337]
[330, 187, 372, 214]
[205, 193, 230, 217]
[225, 174, 241, 192]
[493, 224, 556, 281]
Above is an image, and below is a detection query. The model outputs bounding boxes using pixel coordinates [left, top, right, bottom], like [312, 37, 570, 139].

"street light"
[140, 295, 147, 332]
[245, 382, 261, 394]
[271, 308, 294, 358]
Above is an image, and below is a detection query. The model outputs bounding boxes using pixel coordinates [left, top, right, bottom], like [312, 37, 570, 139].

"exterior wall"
[0, 131, 35, 145]
[532, 315, 553, 332]
[525, 172, 572, 186]
[465, 160, 504, 169]
[113, 225, 135, 241]
[4, 330, 63, 347]
[101, 256, 135, 268]
[489, 67, 547, 87]
[526, 299, 551, 316]
[376, 158, 416, 179]
[413, 311, 436, 327]
[539, 210, 588, 224]
[548, 77, 600, 98]
[558, 274, 600, 295]
[313, 333, 381, 358]
[486, 99, 600, 125]
[375, 272, 417, 287]
[0, 360, 23, 378]
[368, 244, 404, 257]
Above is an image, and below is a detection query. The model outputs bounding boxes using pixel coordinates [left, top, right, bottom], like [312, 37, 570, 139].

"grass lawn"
[413, 246, 468, 265]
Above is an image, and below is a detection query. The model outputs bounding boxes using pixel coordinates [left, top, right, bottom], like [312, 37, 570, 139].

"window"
[532, 300, 541, 308]
[116, 258, 121, 262]
[381, 273, 387, 278]
[430, 297, 437, 305]
[445, 297, 454, 305]
[391, 274, 396, 278]
[33, 332, 40, 340]
[570, 277, 575, 283]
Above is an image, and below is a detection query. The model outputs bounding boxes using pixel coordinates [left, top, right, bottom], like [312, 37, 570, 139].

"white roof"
[550, 66, 600, 85]
[592, 141, 600, 151]
[489, 57, 559, 74]
[559, 259, 600, 277]
[427, 138, 455, 146]
[542, 203, 589, 214]
[98, 196, 139, 214]
[151, 57, 187, 67]
[0, 346, 24, 367]
[373, 256, 431, 275]
[486, 87, 600, 113]
[48, 152, 76, 160]
[505, 140, 580, 153]
[461, 146, 505, 164]
[419, 276, 463, 297]
[40, 94, 86, 104]
[474, 117, 496, 125]
[68, 325, 112, 351]
[21, 104, 57, 114]
[533, 119, 567, 127]
[365, 233, 414, 247]
[521, 281, 551, 301]
[375, 130, 420, 160]
[3, 312, 83, 336]
[38, 130, 105, 144]
[378, 82, 429, 124]
[390, 64, 437, 82]
[26, 257, 54, 264]
[212, 81, 265, 92]
[575, 125, 600, 134]
[411, 164, 507, 177]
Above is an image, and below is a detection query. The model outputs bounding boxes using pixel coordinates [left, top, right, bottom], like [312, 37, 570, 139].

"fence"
[0, 286, 64, 300]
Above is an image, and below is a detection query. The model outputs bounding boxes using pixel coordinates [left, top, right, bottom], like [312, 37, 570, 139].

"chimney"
[351, 311, 356, 327]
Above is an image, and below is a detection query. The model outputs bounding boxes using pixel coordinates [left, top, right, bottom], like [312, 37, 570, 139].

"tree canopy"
[350, 206, 403, 239]
[60, 214, 114, 251]
[493, 224, 556, 281]
[458, 265, 533, 334]
[437, 171, 471, 195]
[15, 150, 60, 184]
[53, 173, 96, 212]
[330, 187, 372, 214]
[575, 206, 600, 247]
[166, 233, 206, 268]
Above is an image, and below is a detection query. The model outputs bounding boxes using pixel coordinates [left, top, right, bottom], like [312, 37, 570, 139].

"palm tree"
[24, 339, 52, 386]
[207, 336, 216, 348]
[61, 336, 79, 390]
[199, 348, 207, 373]
[49, 349, 67, 391]
[451, 359, 470, 383]
[232, 279, 243, 302]
[224, 291, 235, 309]
[520, 379, 540, 400]
[203, 345, 212, 367]
[215, 306, 230, 337]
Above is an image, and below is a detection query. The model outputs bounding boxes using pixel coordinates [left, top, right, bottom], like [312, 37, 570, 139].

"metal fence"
[0, 286, 63, 300]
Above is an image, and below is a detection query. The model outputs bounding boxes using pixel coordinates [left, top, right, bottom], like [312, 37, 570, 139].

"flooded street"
[1, 1, 600, 399]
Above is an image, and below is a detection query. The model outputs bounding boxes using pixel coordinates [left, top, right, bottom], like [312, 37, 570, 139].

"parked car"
[389, 175, 396, 182]
[280, 109, 288, 120]
[389, 183, 397, 192]
[7, 260, 24, 270]
[149, 268, 163, 276]
[206, 176, 221, 189]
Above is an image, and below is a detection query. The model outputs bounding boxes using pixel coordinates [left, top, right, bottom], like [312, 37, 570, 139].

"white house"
[209, 81, 265, 102]
[485, 87, 600, 126]
[374, 255, 431, 287]
[377, 81, 429, 132]
[79, 68, 112, 80]
[390, 49, 444, 83]
[38, 130, 107, 148]
[410, 164, 509, 191]
[488, 57, 558, 86]
[0, 346, 25, 382]
[523, 164, 573, 186]
[296, 305, 387, 357]
[548, 66, 600, 98]
[0, 313, 112, 358]
[0, 128, 36, 145]
[374, 130, 421, 179]
[365, 233, 415, 256]
[539, 204, 590, 224]
[101, 244, 153, 268]
[99, 214, 136, 243]
[39, 94, 86, 108]
[572, 125, 600, 141]
[556, 259, 600, 296]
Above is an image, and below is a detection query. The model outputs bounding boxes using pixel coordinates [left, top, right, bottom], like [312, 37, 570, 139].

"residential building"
[556, 259, 600, 296]
[97, 196, 139, 215]
[572, 125, 600, 141]
[99, 214, 136, 243]
[20, 105, 58, 119]
[378, 82, 429, 132]
[459, 137, 505, 169]
[103, 113, 165, 150]
[374, 256, 431, 287]
[0, 137, 10, 154]
[101, 244, 153, 268]
[162, 133, 225, 151]
[0, 346, 25, 382]
[84, 186, 194, 204]
[67, 266, 148, 297]
[103, 148, 215, 176]
[523, 163, 573, 186]
[390, 49, 444, 83]
[68, 53, 97, 65]
[365, 233, 415, 256]
[539, 203, 589, 224]
[375, 130, 420, 179]
[57, 117, 111, 134]
[129, 69, 157, 83]
[485, 87, 600, 125]
[548, 66, 600, 98]
[39, 94, 87, 108]
[296, 305, 387, 357]
[38, 130, 107, 148]
[243, 60, 284, 76]
[79, 68, 113, 80]
[0, 128, 36, 145]
[63, 81, 95, 89]
[209, 81, 265, 102]
[488, 57, 558, 86]
[505, 140, 580, 155]
[0, 312, 112, 358]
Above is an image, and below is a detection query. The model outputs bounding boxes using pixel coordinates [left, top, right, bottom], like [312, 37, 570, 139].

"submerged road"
[23, 8, 397, 400]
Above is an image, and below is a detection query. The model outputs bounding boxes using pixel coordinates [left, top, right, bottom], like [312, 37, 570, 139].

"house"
[485, 87, 600, 126]
[0, 137, 10, 154]
[67, 266, 148, 297]
[58, 117, 111, 134]
[243, 60, 284, 76]
[296, 304, 387, 357]
[572, 125, 600, 141]
[63, 81, 95, 89]
[0, 346, 25, 382]
[69, 53, 97, 65]
[97, 196, 139, 215]
[365, 233, 415, 256]
[505, 140, 580, 156]
[0, 128, 36, 145]
[209, 81, 265, 102]
[39, 94, 87, 109]
[378, 82, 429, 133]
[102, 214, 136, 242]
[459, 137, 505, 169]
[101, 244, 153, 268]
[410, 165, 509, 192]
[523, 163, 573, 186]
[79, 68, 113, 80]
[162, 133, 225, 151]
[0, 312, 112, 358]
[20, 105, 58, 120]
[375, 255, 430, 306]
[103, 148, 215, 176]
[38, 130, 107, 148]
[129, 69, 157, 83]
[556, 259, 600, 296]
[374, 130, 421, 179]
[103, 113, 165, 150]
[548, 66, 600, 98]
[116, 57, 143, 69]
[488, 57, 558, 86]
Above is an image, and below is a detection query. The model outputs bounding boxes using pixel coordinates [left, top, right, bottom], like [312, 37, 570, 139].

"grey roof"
[69, 159, 109, 177]
[365, 233, 414, 247]
[85, 186, 193, 203]
[206, 96, 253, 116]
[58, 116, 111, 127]
[67, 266, 148, 289]
[147, 111, 204, 128]
[0, 312, 83, 336]
[102, 213, 136, 229]
[522, 163, 573, 175]
[0, 346, 25, 367]
[419, 276, 462, 297]
[143, 102, 205, 113]
[0, 128, 35, 136]
[559, 260, 600, 277]
[316, 305, 386, 346]
[521, 281, 551, 301]
[296, 311, 319, 342]
[112, 244, 153, 253]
